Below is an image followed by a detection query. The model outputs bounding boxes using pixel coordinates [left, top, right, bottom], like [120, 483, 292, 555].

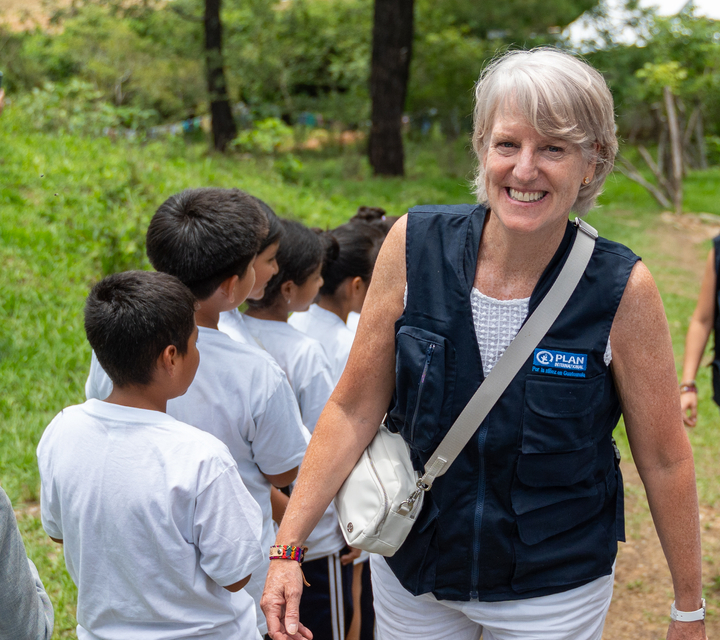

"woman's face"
[248, 241, 280, 301]
[483, 109, 595, 236]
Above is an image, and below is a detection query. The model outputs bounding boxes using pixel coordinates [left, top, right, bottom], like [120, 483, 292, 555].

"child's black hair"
[246, 218, 323, 310]
[85, 271, 196, 388]
[349, 205, 400, 234]
[319, 222, 386, 296]
[146, 188, 268, 300]
[251, 197, 284, 253]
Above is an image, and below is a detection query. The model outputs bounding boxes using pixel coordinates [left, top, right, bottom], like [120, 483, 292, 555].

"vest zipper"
[470, 418, 489, 599]
[409, 344, 435, 443]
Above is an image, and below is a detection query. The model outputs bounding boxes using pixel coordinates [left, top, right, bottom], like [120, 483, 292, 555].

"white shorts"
[370, 555, 614, 640]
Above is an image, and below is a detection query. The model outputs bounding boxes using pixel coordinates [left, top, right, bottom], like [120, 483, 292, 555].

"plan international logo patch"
[532, 349, 587, 378]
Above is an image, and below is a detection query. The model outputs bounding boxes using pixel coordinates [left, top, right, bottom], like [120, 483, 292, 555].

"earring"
[286, 298, 291, 305]
[582, 176, 591, 185]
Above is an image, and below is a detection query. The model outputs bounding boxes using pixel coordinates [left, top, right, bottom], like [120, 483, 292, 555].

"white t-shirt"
[239, 314, 345, 561]
[218, 308, 255, 346]
[346, 311, 360, 335]
[84, 328, 309, 633]
[288, 304, 355, 386]
[241, 315, 334, 432]
[37, 400, 263, 640]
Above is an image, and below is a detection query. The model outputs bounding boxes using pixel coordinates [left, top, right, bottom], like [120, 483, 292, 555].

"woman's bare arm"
[611, 261, 705, 640]
[680, 248, 716, 427]
[261, 216, 408, 640]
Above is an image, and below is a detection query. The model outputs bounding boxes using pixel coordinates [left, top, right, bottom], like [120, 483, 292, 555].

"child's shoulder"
[195, 326, 289, 388]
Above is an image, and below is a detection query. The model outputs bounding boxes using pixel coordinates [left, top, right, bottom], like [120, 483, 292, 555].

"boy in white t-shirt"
[38, 271, 265, 640]
[85, 189, 309, 635]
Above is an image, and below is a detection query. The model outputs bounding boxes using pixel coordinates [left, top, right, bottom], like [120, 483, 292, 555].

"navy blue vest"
[712, 235, 720, 405]
[385, 204, 640, 602]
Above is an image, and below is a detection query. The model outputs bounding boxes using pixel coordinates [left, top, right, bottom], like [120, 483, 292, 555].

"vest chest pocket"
[390, 326, 456, 453]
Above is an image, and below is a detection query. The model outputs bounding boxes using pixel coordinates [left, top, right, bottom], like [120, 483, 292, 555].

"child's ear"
[220, 274, 240, 303]
[158, 344, 179, 376]
[351, 276, 364, 293]
[280, 280, 295, 305]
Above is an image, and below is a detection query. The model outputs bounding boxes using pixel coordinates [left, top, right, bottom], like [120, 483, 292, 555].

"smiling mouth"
[507, 188, 547, 203]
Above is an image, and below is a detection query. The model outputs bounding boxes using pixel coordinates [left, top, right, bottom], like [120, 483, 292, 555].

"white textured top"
[472, 288, 531, 378]
[470, 288, 612, 376]
[404, 284, 611, 376]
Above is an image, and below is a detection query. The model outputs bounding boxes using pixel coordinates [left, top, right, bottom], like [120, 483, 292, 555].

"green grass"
[2, 123, 720, 636]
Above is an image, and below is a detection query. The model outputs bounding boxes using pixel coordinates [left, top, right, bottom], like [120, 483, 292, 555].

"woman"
[261, 48, 704, 640]
[679, 238, 720, 427]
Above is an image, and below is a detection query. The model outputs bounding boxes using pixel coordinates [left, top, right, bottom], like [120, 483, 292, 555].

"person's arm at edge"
[610, 261, 705, 640]
[264, 467, 298, 488]
[261, 215, 408, 640]
[680, 248, 716, 427]
[223, 574, 252, 592]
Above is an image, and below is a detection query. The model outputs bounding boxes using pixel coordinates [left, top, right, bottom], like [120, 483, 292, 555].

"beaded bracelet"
[269, 545, 311, 586]
[680, 381, 698, 394]
[270, 544, 308, 563]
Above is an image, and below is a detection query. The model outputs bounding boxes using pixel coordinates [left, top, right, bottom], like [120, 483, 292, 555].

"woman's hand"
[667, 620, 707, 640]
[680, 389, 698, 428]
[261, 560, 313, 640]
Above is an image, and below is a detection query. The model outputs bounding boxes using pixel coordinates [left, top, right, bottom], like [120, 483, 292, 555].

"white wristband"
[670, 599, 705, 622]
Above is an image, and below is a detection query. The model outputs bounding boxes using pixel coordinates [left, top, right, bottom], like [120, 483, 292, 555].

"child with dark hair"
[219, 197, 283, 345]
[289, 221, 385, 385]
[288, 220, 385, 640]
[240, 219, 355, 640]
[84, 189, 309, 636]
[39, 271, 265, 640]
[243, 218, 329, 429]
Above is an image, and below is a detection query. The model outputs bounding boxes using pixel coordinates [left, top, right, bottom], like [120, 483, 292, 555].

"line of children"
[237, 219, 354, 640]
[288, 220, 387, 640]
[38, 190, 390, 640]
[289, 221, 385, 385]
[38, 271, 265, 639]
[83, 189, 310, 637]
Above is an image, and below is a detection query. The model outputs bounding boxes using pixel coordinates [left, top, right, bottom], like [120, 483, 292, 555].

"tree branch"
[616, 157, 672, 210]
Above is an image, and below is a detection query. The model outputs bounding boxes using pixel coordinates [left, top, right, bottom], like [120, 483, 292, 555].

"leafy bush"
[13, 79, 158, 135]
[232, 118, 295, 154]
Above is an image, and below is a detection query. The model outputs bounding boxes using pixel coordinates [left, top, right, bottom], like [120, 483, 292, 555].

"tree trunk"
[205, 0, 236, 152]
[696, 109, 708, 170]
[664, 86, 683, 214]
[368, 0, 414, 176]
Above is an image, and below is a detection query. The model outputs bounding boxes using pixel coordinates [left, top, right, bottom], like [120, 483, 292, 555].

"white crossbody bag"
[334, 219, 598, 556]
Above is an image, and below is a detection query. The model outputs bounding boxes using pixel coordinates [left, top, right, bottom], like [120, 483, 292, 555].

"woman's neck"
[474, 212, 568, 300]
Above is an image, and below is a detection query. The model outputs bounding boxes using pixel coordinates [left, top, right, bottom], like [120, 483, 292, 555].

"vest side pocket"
[390, 326, 457, 453]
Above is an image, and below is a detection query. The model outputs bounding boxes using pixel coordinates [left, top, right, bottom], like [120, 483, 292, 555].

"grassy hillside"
[2, 120, 720, 636]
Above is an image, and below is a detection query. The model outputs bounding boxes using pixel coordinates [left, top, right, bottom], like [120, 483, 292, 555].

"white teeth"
[508, 188, 545, 203]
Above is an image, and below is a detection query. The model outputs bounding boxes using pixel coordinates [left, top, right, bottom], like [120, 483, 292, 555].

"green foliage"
[274, 153, 305, 183]
[231, 117, 295, 154]
[586, 7, 720, 141]
[11, 80, 158, 134]
[636, 60, 687, 98]
[4, 116, 720, 636]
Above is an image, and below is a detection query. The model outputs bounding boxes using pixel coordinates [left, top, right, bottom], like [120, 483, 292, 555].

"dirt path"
[604, 463, 720, 638]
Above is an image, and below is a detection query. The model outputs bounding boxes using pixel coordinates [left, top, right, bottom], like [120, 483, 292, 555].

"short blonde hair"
[472, 48, 617, 216]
